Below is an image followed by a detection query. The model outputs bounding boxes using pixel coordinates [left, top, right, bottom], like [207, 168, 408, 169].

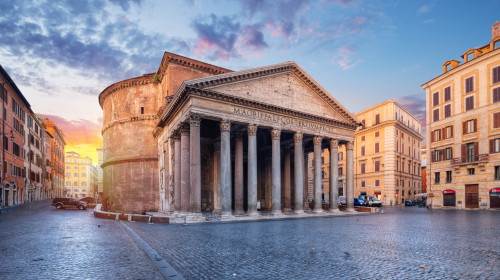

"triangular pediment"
[184, 62, 359, 125]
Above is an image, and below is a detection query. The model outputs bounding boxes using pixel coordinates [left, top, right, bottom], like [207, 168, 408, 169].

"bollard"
[128, 213, 133, 222]
[115, 213, 120, 221]
[148, 215, 153, 224]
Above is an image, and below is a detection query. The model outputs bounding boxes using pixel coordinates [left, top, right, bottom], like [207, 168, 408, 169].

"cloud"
[417, 4, 433, 15]
[0, 0, 189, 88]
[421, 19, 435, 24]
[327, 0, 356, 7]
[332, 47, 362, 70]
[191, 14, 241, 60]
[393, 94, 426, 135]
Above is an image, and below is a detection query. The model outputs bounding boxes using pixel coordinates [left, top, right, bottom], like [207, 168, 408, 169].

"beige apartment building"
[310, 100, 423, 206]
[421, 22, 500, 209]
[64, 151, 95, 198]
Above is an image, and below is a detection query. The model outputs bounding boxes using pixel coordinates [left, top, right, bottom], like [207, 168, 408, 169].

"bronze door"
[465, 184, 479, 208]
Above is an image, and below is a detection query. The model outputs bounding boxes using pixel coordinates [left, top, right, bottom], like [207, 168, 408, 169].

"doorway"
[465, 184, 479, 208]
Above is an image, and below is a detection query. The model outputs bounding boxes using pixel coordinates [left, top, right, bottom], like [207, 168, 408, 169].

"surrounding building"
[64, 151, 95, 198]
[421, 146, 427, 193]
[1, 65, 30, 207]
[310, 100, 423, 206]
[24, 113, 45, 201]
[42, 118, 66, 198]
[96, 146, 103, 198]
[421, 22, 500, 209]
[100, 52, 360, 216]
[43, 128, 53, 198]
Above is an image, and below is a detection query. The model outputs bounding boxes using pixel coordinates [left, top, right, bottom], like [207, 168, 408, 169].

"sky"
[1, 0, 499, 164]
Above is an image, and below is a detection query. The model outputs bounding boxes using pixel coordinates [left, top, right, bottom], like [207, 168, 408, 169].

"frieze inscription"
[233, 107, 335, 133]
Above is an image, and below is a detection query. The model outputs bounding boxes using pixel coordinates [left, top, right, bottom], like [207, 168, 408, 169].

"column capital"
[189, 113, 201, 127]
[170, 130, 181, 140]
[346, 141, 354, 150]
[330, 139, 339, 149]
[180, 123, 190, 136]
[271, 129, 281, 140]
[220, 119, 231, 132]
[293, 133, 303, 143]
[313, 136, 323, 146]
[247, 124, 257, 136]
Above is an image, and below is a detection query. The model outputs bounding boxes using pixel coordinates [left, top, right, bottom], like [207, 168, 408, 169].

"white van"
[338, 196, 346, 206]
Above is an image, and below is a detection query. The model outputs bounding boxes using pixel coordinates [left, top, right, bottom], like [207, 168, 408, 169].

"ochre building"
[99, 52, 361, 216]
[421, 22, 500, 209]
[309, 100, 423, 206]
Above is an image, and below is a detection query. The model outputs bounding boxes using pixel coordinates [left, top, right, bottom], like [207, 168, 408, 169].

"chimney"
[493, 21, 500, 39]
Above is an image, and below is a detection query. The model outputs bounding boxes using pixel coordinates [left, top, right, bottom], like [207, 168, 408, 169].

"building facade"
[100, 52, 360, 216]
[0, 65, 30, 207]
[64, 151, 94, 198]
[43, 129, 53, 198]
[24, 113, 45, 201]
[421, 22, 500, 209]
[96, 146, 103, 198]
[311, 100, 423, 206]
[42, 118, 65, 197]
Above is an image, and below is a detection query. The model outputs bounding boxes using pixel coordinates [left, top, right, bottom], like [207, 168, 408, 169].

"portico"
[154, 62, 359, 219]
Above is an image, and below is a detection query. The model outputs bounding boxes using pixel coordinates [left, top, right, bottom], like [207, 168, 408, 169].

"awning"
[490, 188, 500, 193]
[443, 190, 456, 194]
[374, 192, 381, 195]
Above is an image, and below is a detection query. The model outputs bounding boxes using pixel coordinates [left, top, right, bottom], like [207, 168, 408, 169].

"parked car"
[79, 197, 96, 204]
[52, 197, 88, 210]
[368, 198, 383, 207]
[405, 199, 413, 206]
[338, 196, 346, 206]
[354, 198, 366, 206]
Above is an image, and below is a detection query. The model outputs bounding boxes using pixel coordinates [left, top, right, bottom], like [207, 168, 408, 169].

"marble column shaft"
[220, 120, 232, 216]
[329, 139, 340, 212]
[173, 134, 181, 213]
[247, 125, 258, 216]
[283, 150, 291, 211]
[303, 150, 309, 210]
[190, 114, 201, 214]
[293, 133, 304, 214]
[271, 129, 282, 214]
[234, 133, 244, 214]
[180, 124, 190, 213]
[313, 136, 323, 213]
[346, 141, 355, 212]
[213, 142, 221, 213]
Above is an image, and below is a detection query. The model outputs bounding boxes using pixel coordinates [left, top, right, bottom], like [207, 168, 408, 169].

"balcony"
[451, 154, 489, 166]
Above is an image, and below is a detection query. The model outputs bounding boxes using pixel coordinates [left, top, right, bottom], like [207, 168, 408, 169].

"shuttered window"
[444, 104, 451, 118]
[465, 77, 474, 93]
[494, 112, 500, 129]
[375, 179, 380, 186]
[374, 131, 379, 137]
[445, 147, 453, 160]
[493, 88, 500, 103]
[465, 96, 474, 111]
[433, 109, 439, 122]
[463, 119, 477, 134]
[375, 161, 380, 172]
[443, 125, 453, 139]
[375, 143, 379, 153]
[490, 138, 500, 154]
[375, 114, 380, 124]
[444, 87, 451, 101]
[493, 66, 500, 84]
[433, 92, 439, 106]
[360, 163, 365, 174]
[361, 181, 365, 187]
[361, 146, 365, 156]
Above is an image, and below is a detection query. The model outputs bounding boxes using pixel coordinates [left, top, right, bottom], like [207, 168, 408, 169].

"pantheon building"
[99, 52, 360, 218]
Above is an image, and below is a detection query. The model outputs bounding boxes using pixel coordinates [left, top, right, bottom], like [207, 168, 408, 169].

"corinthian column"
[346, 141, 355, 212]
[293, 133, 304, 214]
[190, 114, 201, 214]
[247, 124, 258, 216]
[180, 123, 190, 214]
[313, 136, 323, 213]
[220, 120, 232, 216]
[234, 133, 244, 215]
[271, 129, 282, 215]
[283, 149, 291, 212]
[329, 139, 340, 213]
[173, 132, 181, 214]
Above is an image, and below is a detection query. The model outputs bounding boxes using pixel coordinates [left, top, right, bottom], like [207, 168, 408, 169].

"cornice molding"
[102, 115, 159, 135]
[101, 157, 158, 168]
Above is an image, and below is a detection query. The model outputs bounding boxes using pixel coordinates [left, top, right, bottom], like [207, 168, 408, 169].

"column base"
[328, 208, 341, 213]
[282, 207, 292, 212]
[220, 211, 233, 218]
[345, 207, 356, 212]
[247, 211, 259, 217]
[271, 210, 283, 215]
[313, 209, 324, 214]
[293, 209, 305, 215]
[233, 210, 245, 215]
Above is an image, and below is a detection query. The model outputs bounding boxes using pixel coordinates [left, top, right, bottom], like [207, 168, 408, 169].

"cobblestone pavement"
[0, 200, 164, 280]
[127, 207, 500, 280]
